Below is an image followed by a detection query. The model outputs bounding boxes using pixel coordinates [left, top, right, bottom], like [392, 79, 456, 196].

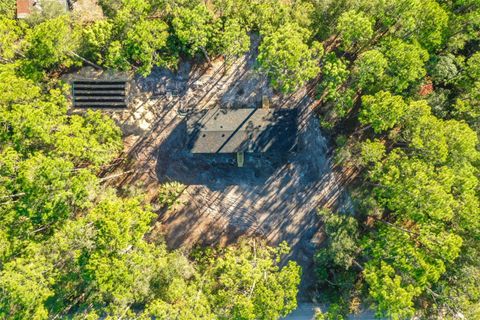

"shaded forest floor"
[95, 42, 358, 300]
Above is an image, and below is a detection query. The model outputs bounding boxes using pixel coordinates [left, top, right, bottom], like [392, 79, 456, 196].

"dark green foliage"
[315, 209, 359, 281]
[314, 209, 360, 317]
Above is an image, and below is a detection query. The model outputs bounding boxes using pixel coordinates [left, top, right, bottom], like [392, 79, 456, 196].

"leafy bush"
[157, 181, 185, 209]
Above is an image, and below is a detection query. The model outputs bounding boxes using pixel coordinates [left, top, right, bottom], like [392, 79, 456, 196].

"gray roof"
[187, 107, 297, 153]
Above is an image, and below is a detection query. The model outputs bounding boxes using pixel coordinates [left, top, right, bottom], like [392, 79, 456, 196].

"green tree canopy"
[336, 10, 373, 51]
[359, 91, 406, 133]
[353, 49, 388, 93]
[22, 16, 80, 76]
[356, 97, 479, 318]
[317, 53, 350, 107]
[123, 19, 169, 75]
[214, 18, 250, 63]
[258, 22, 322, 92]
[197, 240, 301, 319]
[382, 39, 429, 93]
[172, 3, 215, 62]
[0, 17, 22, 62]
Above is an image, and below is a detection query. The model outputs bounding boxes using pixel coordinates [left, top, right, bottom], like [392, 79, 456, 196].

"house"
[187, 107, 297, 154]
[16, 0, 32, 18]
[16, 0, 68, 19]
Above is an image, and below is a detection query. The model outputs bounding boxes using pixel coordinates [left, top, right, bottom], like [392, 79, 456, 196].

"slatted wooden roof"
[72, 80, 127, 109]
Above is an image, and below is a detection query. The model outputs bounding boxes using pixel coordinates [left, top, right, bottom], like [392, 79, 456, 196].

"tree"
[79, 20, 114, 65]
[315, 209, 359, 281]
[172, 4, 215, 63]
[98, 0, 152, 20]
[409, 0, 449, 51]
[0, 254, 54, 320]
[353, 50, 387, 93]
[0, 63, 40, 105]
[26, 0, 69, 25]
[124, 19, 169, 75]
[22, 16, 80, 76]
[431, 243, 480, 319]
[304, 1, 480, 318]
[360, 139, 386, 165]
[0, 67, 121, 256]
[313, 208, 360, 318]
[336, 10, 373, 51]
[429, 54, 460, 85]
[400, 100, 449, 163]
[453, 92, 480, 133]
[0, 0, 16, 18]
[444, 52, 480, 134]
[33, 193, 201, 318]
[0, 17, 22, 62]
[317, 53, 349, 101]
[0, 70, 121, 165]
[382, 39, 429, 93]
[359, 91, 406, 133]
[258, 22, 322, 92]
[1, 153, 98, 244]
[364, 261, 420, 319]
[197, 239, 301, 320]
[357, 98, 479, 317]
[157, 181, 185, 209]
[241, 0, 292, 33]
[105, 40, 130, 71]
[464, 51, 480, 83]
[215, 18, 250, 64]
[364, 0, 447, 51]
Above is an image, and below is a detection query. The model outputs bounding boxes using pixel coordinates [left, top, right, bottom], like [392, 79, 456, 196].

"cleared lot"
[100, 47, 355, 299]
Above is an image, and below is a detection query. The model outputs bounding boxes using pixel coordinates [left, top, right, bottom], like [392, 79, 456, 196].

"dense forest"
[0, 0, 479, 319]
